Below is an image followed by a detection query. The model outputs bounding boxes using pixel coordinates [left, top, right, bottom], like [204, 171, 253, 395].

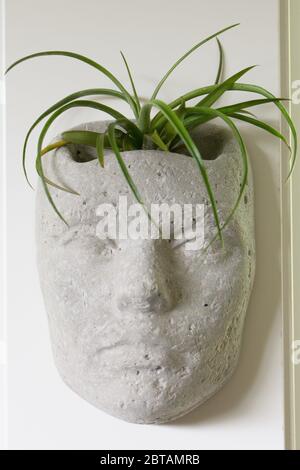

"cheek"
[39, 242, 115, 329]
[171, 247, 247, 328]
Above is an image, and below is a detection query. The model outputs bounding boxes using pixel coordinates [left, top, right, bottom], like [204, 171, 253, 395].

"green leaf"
[36, 131, 69, 225]
[96, 134, 105, 167]
[183, 98, 287, 129]
[40, 140, 80, 194]
[146, 24, 239, 136]
[166, 85, 216, 110]
[218, 97, 287, 114]
[151, 23, 239, 100]
[122, 134, 136, 151]
[150, 130, 169, 151]
[185, 106, 248, 242]
[21, 88, 127, 187]
[236, 109, 257, 117]
[215, 38, 224, 85]
[232, 83, 297, 176]
[161, 100, 187, 145]
[62, 130, 100, 147]
[197, 65, 256, 108]
[120, 51, 141, 113]
[62, 129, 122, 150]
[108, 122, 158, 230]
[113, 118, 143, 148]
[6, 50, 139, 118]
[138, 103, 152, 134]
[107, 122, 144, 206]
[150, 99, 223, 244]
[151, 85, 216, 131]
[228, 112, 291, 150]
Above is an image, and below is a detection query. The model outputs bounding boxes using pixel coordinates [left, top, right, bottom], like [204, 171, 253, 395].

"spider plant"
[6, 23, 296, 244]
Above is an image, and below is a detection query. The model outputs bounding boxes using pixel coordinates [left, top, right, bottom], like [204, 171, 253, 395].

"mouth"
[91, 342, 179, 374]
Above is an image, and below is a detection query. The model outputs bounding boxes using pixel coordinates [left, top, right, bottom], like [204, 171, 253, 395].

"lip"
[91, 342, 176, 372]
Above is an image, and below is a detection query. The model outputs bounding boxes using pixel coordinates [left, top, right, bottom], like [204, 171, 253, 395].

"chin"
[55, 358, 228, 424]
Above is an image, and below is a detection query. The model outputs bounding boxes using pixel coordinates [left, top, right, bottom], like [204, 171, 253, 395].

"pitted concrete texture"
[36, 121, 255, 424]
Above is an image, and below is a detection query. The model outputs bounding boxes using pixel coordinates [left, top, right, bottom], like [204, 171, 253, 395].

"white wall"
[5, 0, 285, 449]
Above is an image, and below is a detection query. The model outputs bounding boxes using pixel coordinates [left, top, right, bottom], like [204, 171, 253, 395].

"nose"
[114, 240, 175, 315]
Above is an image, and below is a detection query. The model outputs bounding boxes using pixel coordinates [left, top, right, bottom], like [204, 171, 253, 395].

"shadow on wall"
[171, 124, 282, 426]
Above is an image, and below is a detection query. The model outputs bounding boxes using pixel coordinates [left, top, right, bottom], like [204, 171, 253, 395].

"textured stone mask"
[36, 122, 255, 424]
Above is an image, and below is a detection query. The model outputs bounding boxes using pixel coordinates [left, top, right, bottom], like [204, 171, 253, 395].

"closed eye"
[169, 217, 204, 251]
[57, 224, 117, 257]
[58, 224, 95, 246]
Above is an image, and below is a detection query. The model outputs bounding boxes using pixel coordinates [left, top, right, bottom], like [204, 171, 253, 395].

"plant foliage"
[6, 24, 296, 243]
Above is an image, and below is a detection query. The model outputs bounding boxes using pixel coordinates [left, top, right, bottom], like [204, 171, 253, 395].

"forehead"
[39, 148, 212, 231]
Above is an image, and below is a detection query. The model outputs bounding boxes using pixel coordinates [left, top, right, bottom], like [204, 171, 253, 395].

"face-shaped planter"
[36, 121, 255, 424]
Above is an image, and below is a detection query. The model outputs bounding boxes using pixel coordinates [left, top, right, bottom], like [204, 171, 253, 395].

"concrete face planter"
[36, 121, 255, 424]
